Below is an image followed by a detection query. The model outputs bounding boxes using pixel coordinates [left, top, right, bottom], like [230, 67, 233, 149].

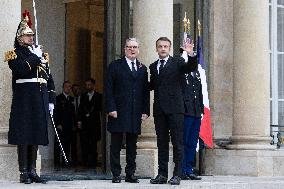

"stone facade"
[0, 0, 282, 181]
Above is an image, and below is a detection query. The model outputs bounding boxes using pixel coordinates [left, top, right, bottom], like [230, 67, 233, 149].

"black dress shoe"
[125, 175, 139, 183]
[168, 176, 181, 185]
[188, 173, 202, 180]
[29, 172, 47, 184]
[181, 173, 190, 180]
[20, 172, 32, 184]
[150, 174, 168, 184]
[112, 176, 121, 183]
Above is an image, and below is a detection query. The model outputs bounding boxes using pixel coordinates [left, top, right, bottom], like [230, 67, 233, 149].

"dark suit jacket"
[149, 56, 197, 116]
[54, 93, 75, 134]
[182, 72, 204, 117]
[78, 91, 102, 140]
[105, 57, 150, 134]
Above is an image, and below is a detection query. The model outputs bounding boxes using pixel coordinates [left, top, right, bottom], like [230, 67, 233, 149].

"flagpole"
[32, 0, 39, 45]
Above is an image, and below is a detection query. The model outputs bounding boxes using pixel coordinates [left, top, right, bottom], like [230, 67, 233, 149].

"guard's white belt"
[16, 78, 47, 84]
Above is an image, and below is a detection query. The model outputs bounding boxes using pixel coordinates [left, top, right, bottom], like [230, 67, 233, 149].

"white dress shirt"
[157, 56, 169, 74]
[87, 91, 94, 101]
[125, 56, 137, 71]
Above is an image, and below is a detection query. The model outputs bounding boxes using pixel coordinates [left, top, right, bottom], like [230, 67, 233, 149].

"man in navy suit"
[106, 38, 150, 183]
[149, 37, 197, 185]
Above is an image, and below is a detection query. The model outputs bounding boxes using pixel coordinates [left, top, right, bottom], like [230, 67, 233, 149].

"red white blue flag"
[197, 36, 213, 148]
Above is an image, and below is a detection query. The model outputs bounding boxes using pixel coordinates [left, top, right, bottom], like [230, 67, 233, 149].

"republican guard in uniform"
[5, 11, 56, 184]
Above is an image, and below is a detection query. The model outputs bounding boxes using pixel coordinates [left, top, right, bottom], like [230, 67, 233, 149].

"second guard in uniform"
[181, 71, 203, 180]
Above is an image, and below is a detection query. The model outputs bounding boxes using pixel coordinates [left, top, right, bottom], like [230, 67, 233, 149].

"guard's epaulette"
[4, 48, 17, 62]
[43, 52, 49, 63]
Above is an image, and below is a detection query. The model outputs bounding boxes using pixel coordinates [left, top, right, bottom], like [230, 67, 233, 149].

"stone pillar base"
[204, 148, 284, 176]
[0, 146, 18, 180]
[120, 149, 174, 178]
[121, 149, 158, 178]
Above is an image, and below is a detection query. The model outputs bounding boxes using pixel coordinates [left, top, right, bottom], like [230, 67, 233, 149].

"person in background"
[78, 78, 102, 168]
[71, 84, 81, 166]
[54, 81, 75, 167]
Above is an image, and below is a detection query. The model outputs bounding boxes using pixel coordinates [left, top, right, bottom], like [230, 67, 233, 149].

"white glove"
[49, 103, 54, 116]
[41, 58, 48, 64]
[32, 45, 43, 58]
[28, 46, 34, 53]
[181, 50, 189, 62]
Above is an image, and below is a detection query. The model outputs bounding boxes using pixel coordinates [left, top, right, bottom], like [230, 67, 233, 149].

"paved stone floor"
[0, 176, 284, 189]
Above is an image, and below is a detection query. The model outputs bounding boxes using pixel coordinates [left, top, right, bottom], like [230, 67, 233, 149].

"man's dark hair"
[85, 78, 96, 85]
[62, 80, 71, 88]
[72, 83, 79, 88]
[156, 37, 172, 47]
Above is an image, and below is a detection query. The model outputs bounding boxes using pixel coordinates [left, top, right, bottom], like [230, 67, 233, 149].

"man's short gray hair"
[125, 38, 140, 47]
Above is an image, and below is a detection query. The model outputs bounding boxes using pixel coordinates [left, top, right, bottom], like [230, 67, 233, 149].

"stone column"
[124, 0, 173, 178]
[133, 0, 173, 147]
[204, 0, 284, 176]
[0, 0, 21, 180]
[228, 0, 272, 150]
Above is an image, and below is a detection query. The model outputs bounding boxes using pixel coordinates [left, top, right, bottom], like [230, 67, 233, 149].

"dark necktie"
[159, 59, 165, 74]
[131, 62, 137, 77]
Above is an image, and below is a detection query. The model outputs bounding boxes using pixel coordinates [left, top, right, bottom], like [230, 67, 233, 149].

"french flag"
[197, 36, 213, 148]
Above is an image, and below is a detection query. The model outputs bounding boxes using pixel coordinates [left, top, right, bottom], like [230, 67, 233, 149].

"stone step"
[0, 176, 284, 189]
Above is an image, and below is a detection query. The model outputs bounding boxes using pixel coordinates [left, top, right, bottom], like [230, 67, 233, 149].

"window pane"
[279, 102, 284, 125]
[271, 53, 272, 98]
[271, 100, 273, 124]
[278, 7, 284, 52]
[270, 5, 272, 50]
[279, 0, 284, 5]
[278, 54, 284, 98]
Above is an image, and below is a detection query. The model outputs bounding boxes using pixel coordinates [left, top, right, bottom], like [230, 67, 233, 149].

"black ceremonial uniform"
[8, 46, 56, 145]
[6, 11, 55, 184]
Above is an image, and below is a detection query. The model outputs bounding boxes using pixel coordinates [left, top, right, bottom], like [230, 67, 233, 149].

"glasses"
[126, 46, 139, 49]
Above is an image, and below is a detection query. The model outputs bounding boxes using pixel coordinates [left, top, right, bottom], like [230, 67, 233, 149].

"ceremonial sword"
[49, 112, 69, 164]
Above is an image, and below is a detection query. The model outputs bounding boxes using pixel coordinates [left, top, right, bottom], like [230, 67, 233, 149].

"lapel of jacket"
[158, 56, 173, 81]
[135, 59, 143, 77]
[121, 57, 134, 77]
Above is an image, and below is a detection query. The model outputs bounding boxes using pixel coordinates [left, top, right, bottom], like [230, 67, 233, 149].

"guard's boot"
[28, 145, 47, 184]
[18, 145, 32, 184]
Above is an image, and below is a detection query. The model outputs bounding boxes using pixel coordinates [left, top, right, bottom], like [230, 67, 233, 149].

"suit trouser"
[71, 130, 78, 164]
[80, 129, 99, 167]
[54, 129, 71, 166]
[182, 115, 201, 174]
[110, 132, 138, 176]
[154, 113, 184, 177]
[54, 129, 62, 167]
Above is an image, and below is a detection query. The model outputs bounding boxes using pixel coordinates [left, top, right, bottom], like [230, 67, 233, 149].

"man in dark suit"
[149, 37, 197, 185]
[78, 78, 102, 168]
[105, 38, 150, 183]
[71, 84, 81, 166]
[181, 71, 203, 180]
[54, 81, 75, 167]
